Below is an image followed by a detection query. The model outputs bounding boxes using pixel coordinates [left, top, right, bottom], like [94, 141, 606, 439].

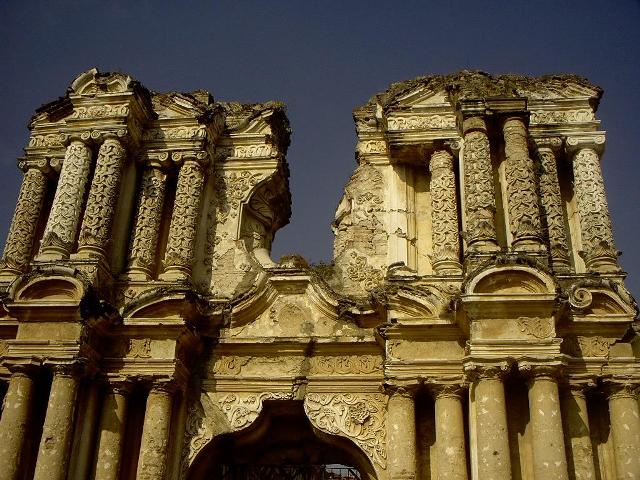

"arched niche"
[12, 275, 85, 303]
[187, 400, 377, 480]
[465, 265, 556, 295]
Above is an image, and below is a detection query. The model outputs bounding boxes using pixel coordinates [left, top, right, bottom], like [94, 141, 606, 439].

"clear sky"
[1, 1, 639, 296]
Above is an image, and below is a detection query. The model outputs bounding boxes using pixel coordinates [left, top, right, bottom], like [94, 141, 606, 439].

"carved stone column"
[429, 148, 462, 274]
[387, 385, 417, 480]
[461, 115, 498, 252]
[534, 138, 571, 273]
[0, 162, 49, 275]
[159, 152, 207, 281]
[523, 366, 570, 480]
[136, 382, 175, 480]
[0, 367, 35, 480]
[77, 137, 126, 257]
[127, 160, 168, 279]
[39, 140, 93, 259]
[503, 116, 544, 251]
[33, 366, 81, 480]
[430, 384, 468, 480]
[566, 135, 618, 272]
[467, 363, 511, 480]
[605, 382, 640, 478]
[93, 381, 132, 480]
[560, 382, 597, 480]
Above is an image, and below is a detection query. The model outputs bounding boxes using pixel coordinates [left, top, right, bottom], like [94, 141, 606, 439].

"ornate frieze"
[70, 104, 130, 119]
[503, 117, 543, 249]
[127, 164, 168, 277]
[1, 164, 49, 273]
[534, 140, 571, 272]
[77, 137, 126, 256]
[160, 154, 207, 280]
[304, 393, 388, 469]
[530, 109, 595, 125]
[429, 149, 461, 274]
[516, 316, 554, 339]
[40, 140, 93, 257]
[569, 140, 618, 272]
[387, 114, 456, 131]
[461, 116, 498, 251]
[142, 126, 207, 142]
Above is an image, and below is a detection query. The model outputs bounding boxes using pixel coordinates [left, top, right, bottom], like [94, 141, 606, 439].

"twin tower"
[0, 69, 638, 480]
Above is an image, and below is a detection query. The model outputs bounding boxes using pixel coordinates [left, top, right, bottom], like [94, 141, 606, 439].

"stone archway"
[187, 400, 378, 480]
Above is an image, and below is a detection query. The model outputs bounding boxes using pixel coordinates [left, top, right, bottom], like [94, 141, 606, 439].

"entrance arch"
[187, 400, 378, 480]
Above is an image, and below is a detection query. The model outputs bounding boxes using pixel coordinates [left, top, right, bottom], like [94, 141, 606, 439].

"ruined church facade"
[0, 68, 638, 480]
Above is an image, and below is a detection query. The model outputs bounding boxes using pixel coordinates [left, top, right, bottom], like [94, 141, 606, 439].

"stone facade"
[0, 68, 638, 480]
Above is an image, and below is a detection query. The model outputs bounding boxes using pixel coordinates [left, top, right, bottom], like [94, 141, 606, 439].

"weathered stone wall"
[0, 69, 638, 480]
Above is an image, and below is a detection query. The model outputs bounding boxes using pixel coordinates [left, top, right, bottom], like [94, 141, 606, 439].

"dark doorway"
[188, 400, 376, 480]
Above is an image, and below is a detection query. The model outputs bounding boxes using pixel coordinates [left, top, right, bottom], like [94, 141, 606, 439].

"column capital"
[565, 132, 605, 156]
[104, 377, 135, 396]
[603, 379, 640, 400]
[171, 150, 209, 167]
[383, 382, 419, 399]
[148, 379, 179, 396]
[49, 362, 84, 379]
[519, 362, 564, 382]
[463, 360, 512, 381]
[429, 148, 454, 171]
[560, 377, 597, 397]
[17, 156, 52, 174]
[427, 382, 467, 400]
[531, 135, 563, 153]
[142, 150, 172, 169]
[461, 114, 487, 134]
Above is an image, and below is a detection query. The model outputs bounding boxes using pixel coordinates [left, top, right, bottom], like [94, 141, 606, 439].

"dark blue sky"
[1, 1, 639, 295]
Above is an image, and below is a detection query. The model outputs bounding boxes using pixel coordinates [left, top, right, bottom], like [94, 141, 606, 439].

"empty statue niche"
[187, 400, 375, 480]
[557, 151, 585, 273]
[152, 169, 179, 279]
[30, 176, 57, 262]
[488, 119, 510, 250]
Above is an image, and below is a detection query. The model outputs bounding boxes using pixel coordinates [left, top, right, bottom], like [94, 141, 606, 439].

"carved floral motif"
[346, 251, 384, 291]
[40, 141, 93, 253]
[28, 133, 65, 148]
[128, 166, 167, 272]
[163, 160, 206, 271]
[429, 149, 461, 272]
[0, 168, 48, 272]
[304, 393, 388, 468]
[218, 392, 293, 430]
[517, 317, 553, 339]
[572, 148, 617, 269]
[357, 140, 387, 154]
[78, 138, 126, 251]
[70, 104, 129, 119]
[530, 109, 595, 124]
[142, 126, 207, 141]
[128, 338, 152, 358]
[214, 171, 263, 223]
[387, 114, 456, 131]
[310, 355, 383, 375]
[535, 146, 570, 271]
[462, 121, 497, 247]
[563, 336, 613, 358]
[503, 118, 542, 245]
[232, 144, 273, 158]
[182, 399, 213, 473]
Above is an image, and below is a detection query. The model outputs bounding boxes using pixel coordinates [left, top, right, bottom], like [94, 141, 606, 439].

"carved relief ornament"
[304, 392, 388, 469]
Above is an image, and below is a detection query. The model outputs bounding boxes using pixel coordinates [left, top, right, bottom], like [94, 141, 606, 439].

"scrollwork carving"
[214, 171, 263, 223]
[517, 316, 554, 339]
[304, 393, 388, 469]
[310, 355, 383, 375]
[217, 392, 293, 430]
[128, 338, 152, 358]
[530, 109, 595, 124]
[346, 251, 384, 292]
[70, 104, 129, 119]
[387, 114, 456, 131]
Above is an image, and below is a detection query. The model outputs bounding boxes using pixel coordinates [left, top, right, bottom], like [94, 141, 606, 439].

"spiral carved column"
[77, 137, 126, 257]
[429, 148, 462, 274]
[159, 153, 207, 281]
[0, 163, 48, 274]
[39, 140, 93, 259]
